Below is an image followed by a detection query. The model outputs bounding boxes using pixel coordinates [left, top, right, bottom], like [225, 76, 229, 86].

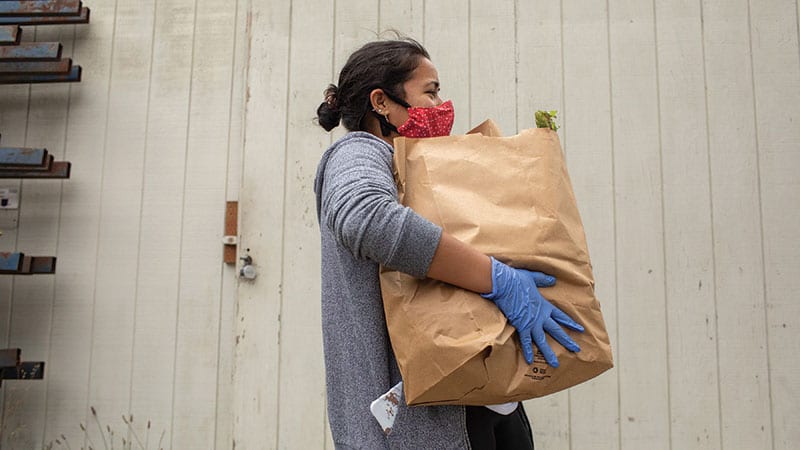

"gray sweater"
[314, 132, 471, 449]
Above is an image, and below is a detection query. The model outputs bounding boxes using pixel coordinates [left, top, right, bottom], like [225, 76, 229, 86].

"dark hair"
[317, 37, 430, 132]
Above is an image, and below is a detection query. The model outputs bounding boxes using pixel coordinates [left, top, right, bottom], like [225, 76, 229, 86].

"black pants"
[466, 404, 534, 450]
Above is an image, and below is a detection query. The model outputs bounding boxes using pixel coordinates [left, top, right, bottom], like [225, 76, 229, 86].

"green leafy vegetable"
[535, 110, 559, 131]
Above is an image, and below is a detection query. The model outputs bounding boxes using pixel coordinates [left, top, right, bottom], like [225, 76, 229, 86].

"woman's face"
[390, 57, 443, 124]
[366, 57, 445, 144]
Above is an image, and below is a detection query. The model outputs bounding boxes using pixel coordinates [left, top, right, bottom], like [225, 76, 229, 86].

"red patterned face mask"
[397, 100, 455, 138]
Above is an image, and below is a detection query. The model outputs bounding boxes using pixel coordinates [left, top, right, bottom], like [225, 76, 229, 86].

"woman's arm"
[318, 135, 443, 278]
[426, 232, 492, 294]
[318, 135, 493, 293]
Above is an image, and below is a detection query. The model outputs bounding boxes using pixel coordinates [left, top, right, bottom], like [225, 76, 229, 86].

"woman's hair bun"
[317, 84, 341, 131]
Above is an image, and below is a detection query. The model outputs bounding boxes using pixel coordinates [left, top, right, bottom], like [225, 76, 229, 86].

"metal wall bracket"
[223, 201, 238, 264]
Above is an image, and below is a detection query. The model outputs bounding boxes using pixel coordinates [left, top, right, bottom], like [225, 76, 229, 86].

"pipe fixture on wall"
[239, 254, 256, 280]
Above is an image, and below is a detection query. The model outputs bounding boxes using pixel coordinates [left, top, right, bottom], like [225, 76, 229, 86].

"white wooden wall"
[0, 0, 797, 449]
[0, 0, 245, 448]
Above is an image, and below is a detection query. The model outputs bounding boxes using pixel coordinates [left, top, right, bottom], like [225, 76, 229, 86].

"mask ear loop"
[373, 89, 410, 137]
[373, 110, 398, 137]
[358, 88, 409, 137]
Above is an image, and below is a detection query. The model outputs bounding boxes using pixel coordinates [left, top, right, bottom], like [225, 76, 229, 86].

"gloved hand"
[481, 257, 584, 366]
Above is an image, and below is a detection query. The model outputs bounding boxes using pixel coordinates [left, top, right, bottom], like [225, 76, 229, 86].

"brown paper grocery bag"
[379, 122, 613, 406]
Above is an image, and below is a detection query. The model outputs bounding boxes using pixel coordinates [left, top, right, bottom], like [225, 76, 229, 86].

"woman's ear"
[369, 88, 389, 114]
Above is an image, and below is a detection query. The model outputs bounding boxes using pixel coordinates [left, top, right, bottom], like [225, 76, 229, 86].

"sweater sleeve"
[318, 134, 442, 278]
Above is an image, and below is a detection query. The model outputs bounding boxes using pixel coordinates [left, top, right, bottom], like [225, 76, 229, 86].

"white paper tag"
[370, 381, 404, 435]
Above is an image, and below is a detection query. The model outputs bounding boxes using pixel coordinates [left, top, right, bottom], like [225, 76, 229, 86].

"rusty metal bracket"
[0, 346, 45, 386]
[0, 147, 49, 167]
[0, 25, 20, 45]
[0, 2, 88, 85]
[0, 57, 71, 75]
[0, 252, 22, 273]
[0, 6, 88, 25]
[0, 1, 82, 17]
[0, 349, 21, 368]
[0, 41, 61, 61]
[223, 201, 238, 264]
[1, 152, 53, 171]
[0, 160, 70, 178]
[0, 361, 45, 385]
[24, 256, 57, 274]
[0, 253, 57, 274]
[0, 64, 79, 84]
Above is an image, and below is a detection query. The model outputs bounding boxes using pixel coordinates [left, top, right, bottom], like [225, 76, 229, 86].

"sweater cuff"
[388, 212, 442, 279]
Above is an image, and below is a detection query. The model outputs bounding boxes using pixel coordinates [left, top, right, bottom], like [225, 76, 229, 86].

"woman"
[314, 37, 583, 450]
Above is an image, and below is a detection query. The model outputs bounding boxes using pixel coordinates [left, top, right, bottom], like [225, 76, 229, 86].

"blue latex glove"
[481, 257, 585, 367]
